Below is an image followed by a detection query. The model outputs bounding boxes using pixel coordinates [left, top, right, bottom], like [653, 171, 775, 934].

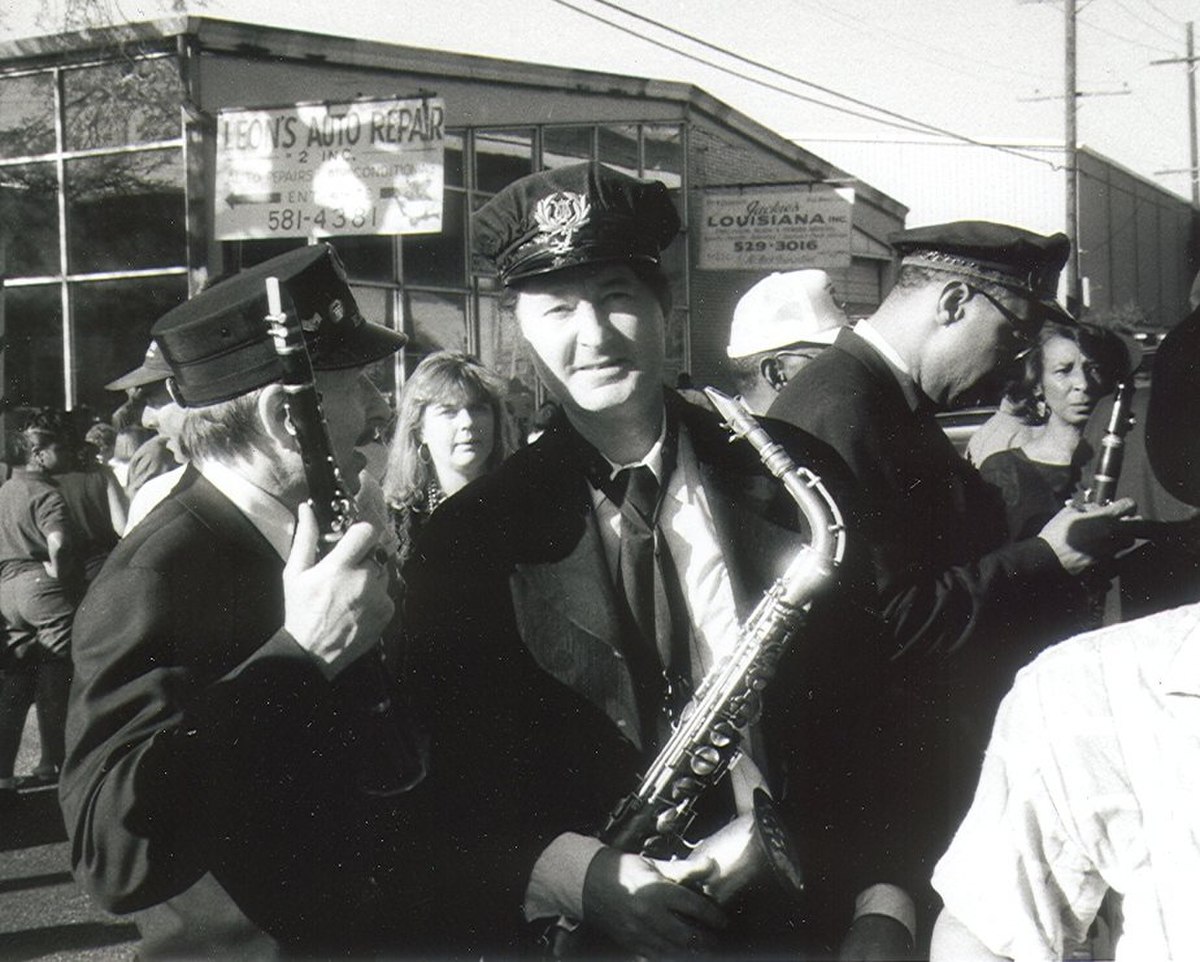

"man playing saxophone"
[402, 163, 887, 958]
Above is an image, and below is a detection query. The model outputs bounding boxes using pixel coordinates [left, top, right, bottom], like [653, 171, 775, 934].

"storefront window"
[72, 276, 188, 417]
[474, 128, 533, 195]
[407, 289, 467, 355]
[598, 125, 639, 178]
[642, 124, 684, 190]
[66, 149, 186, 273]
[352, 285, 402, 403]
[0, 72, 56, 159]
[1, 284, 64, 411]
[1, 162, 60, 277]
[402, 188, 465, 286]
[477, 293, 536, 405]
[543, 126, 594, 168]
[333, 235, 394, 283]
[63, 57, 183, 151]
[444, 130, 465, 188]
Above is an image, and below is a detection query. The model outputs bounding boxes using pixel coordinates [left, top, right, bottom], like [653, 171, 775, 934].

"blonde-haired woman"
[383, 351, 515, 568]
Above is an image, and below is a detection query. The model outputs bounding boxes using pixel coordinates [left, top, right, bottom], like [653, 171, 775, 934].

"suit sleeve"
[61, 564, 342, 917]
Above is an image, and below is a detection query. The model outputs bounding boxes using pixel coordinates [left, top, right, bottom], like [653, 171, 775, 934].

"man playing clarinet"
[60, 245, 432, 959]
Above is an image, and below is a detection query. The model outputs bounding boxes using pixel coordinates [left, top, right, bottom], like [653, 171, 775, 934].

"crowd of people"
[0, 160, 1197, 961]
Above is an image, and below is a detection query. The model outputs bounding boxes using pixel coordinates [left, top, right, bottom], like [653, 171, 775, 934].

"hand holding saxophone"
[581, 848, 727, 958]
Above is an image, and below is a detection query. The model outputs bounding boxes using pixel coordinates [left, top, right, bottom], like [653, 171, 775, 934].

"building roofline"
[1, 15, 906, 217]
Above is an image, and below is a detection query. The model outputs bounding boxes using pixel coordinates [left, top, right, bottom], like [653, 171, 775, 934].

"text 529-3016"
[732, 239, 820, 253]
[267, 208, 378, 231]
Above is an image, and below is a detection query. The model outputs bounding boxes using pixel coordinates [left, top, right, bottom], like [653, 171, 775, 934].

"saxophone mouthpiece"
[703, 387, 755, 439]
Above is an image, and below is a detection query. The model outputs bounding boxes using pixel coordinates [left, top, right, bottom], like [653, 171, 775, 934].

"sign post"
[215, 96, 446, 240]
[698, 184, 853, 271]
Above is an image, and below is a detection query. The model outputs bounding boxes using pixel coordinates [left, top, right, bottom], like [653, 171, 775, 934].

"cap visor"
[311, 323, 407, 371]
[104, 364, 170, 391]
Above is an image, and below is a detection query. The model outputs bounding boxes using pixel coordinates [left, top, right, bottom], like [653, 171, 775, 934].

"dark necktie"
[609, 457, 692, 745]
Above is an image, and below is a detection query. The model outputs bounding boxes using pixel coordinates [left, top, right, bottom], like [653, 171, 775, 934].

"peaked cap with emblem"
[890, 220, 1074, 323]
[150, 243, 405, 407]
[472, 162, 681, 286]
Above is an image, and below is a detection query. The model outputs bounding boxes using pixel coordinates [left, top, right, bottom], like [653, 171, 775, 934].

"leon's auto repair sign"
[698, 184, 852, 270]
[215, 96, 445, 240]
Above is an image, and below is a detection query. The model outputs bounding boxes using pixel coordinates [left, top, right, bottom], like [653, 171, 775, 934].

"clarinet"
[264, 276, 424, 797]
[554, 388, 846, 956]
[1086, 381, 1135, 505]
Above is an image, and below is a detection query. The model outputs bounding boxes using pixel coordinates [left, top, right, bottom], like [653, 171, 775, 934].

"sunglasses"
[973, 288, 1040, 356]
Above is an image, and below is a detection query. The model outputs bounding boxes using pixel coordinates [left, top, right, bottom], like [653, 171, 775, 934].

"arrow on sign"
[225, 192, 282, 208]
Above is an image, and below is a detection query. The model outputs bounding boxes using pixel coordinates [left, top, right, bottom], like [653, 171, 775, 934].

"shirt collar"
[198, 459, 296, 560]
[596, 407, 668, 485]
[854, 319, 932, 414]
[1160, 606, 1200, 698]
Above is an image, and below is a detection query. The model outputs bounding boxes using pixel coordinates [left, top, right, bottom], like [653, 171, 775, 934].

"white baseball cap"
[726, 269, 850, 359]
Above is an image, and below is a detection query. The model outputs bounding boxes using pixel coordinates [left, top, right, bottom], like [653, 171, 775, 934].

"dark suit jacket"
[768, 329, 1086, 928]
[403, 390, 879, 956]
[61, 467, 434, 960]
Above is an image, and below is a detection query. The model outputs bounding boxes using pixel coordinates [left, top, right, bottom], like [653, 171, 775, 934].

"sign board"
[215, 97, 445, 240]
[698, 185, 853, 271]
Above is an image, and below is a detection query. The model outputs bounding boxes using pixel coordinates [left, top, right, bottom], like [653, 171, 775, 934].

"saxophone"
[576, 388, 846, 939]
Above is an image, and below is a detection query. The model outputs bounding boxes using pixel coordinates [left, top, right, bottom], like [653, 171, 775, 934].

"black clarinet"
[264, 276, 424, 797]
[1086, 381, 1135, 506]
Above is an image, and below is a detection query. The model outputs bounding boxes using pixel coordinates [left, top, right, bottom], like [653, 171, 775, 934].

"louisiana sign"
[215, 97, 445, 240]
[698, 184, 852, 270]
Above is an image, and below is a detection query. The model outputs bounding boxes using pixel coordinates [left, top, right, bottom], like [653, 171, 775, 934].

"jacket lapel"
[508, 437, 644, 749]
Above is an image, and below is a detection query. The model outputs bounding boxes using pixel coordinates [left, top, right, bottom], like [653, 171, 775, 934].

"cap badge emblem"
[300, 312, 322, 334]
[533, 191, 591, 255]
[330, 299, 345, 324]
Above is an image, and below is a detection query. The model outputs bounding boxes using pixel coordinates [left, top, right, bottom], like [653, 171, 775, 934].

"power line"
[1077, 10, 1177, 55]
[1109, 0, 1181, 44]
[546, 0, 1064, 171]
[1142, 0, 1183, 30]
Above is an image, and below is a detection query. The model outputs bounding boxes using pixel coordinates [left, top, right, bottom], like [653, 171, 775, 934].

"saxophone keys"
[689, 745, 722, 776]
[709, 722, 738, 748]
[671, 776, 705, 800]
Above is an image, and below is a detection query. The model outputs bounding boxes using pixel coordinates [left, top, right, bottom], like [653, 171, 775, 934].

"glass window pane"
[1, 162, 61, 276]
[543, 126, 594, 168]
[477, 293, 536, 400]
[332, 236, 395, 283]
[663, 306, 687, 388]
[66, 149, 185, 273]
[63, 57, 183, 151]
[72, 276, 188, 418]
[474, 129, 533, 194]
[1, 284, 63, 412]
[0, 72, 56, 158]
[402, 188, 464, 286]
[642, 124, 683, 190]
[407, 290, 467, 355]
[598, 125, 639, 178]
[444, 130, 465, 188]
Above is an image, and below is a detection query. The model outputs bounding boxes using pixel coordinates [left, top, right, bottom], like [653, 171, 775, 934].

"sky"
[4, 0, 1198, 207]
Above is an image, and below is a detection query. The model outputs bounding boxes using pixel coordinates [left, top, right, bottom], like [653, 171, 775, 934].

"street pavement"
[0, 715, 138, 961]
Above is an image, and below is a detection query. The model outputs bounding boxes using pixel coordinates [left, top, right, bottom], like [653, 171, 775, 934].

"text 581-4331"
[267, 208, 378, 231]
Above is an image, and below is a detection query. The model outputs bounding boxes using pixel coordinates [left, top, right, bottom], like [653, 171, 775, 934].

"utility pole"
[1151, 23, 1198, 206]
[1064, 0, 1081, 310]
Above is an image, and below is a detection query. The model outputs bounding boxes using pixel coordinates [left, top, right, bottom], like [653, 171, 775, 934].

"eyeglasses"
[974, 288, 1039, 355]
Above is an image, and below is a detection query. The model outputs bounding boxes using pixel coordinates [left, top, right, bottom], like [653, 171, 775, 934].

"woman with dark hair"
[978, 322, 1120, 541]
[382, 351, 515, 568]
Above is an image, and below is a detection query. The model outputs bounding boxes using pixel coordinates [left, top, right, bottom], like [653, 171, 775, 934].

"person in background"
[725, 269, 851, 415]
[978, 321, 1124, 542]
[59, 419, 127, 572]
[382, 350, 515, 569]
[109, 426, 154, 490]
[0, 416, 80, 802]
[109, 342, 185, 502]
[766, 221, 1137, 954]
[83, 423, 116, 468]
[964, 395, 1036, 467]
[60, 244, 438, 959]
[526, 399, 561, 446]
[929, 303, 1200, 962]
